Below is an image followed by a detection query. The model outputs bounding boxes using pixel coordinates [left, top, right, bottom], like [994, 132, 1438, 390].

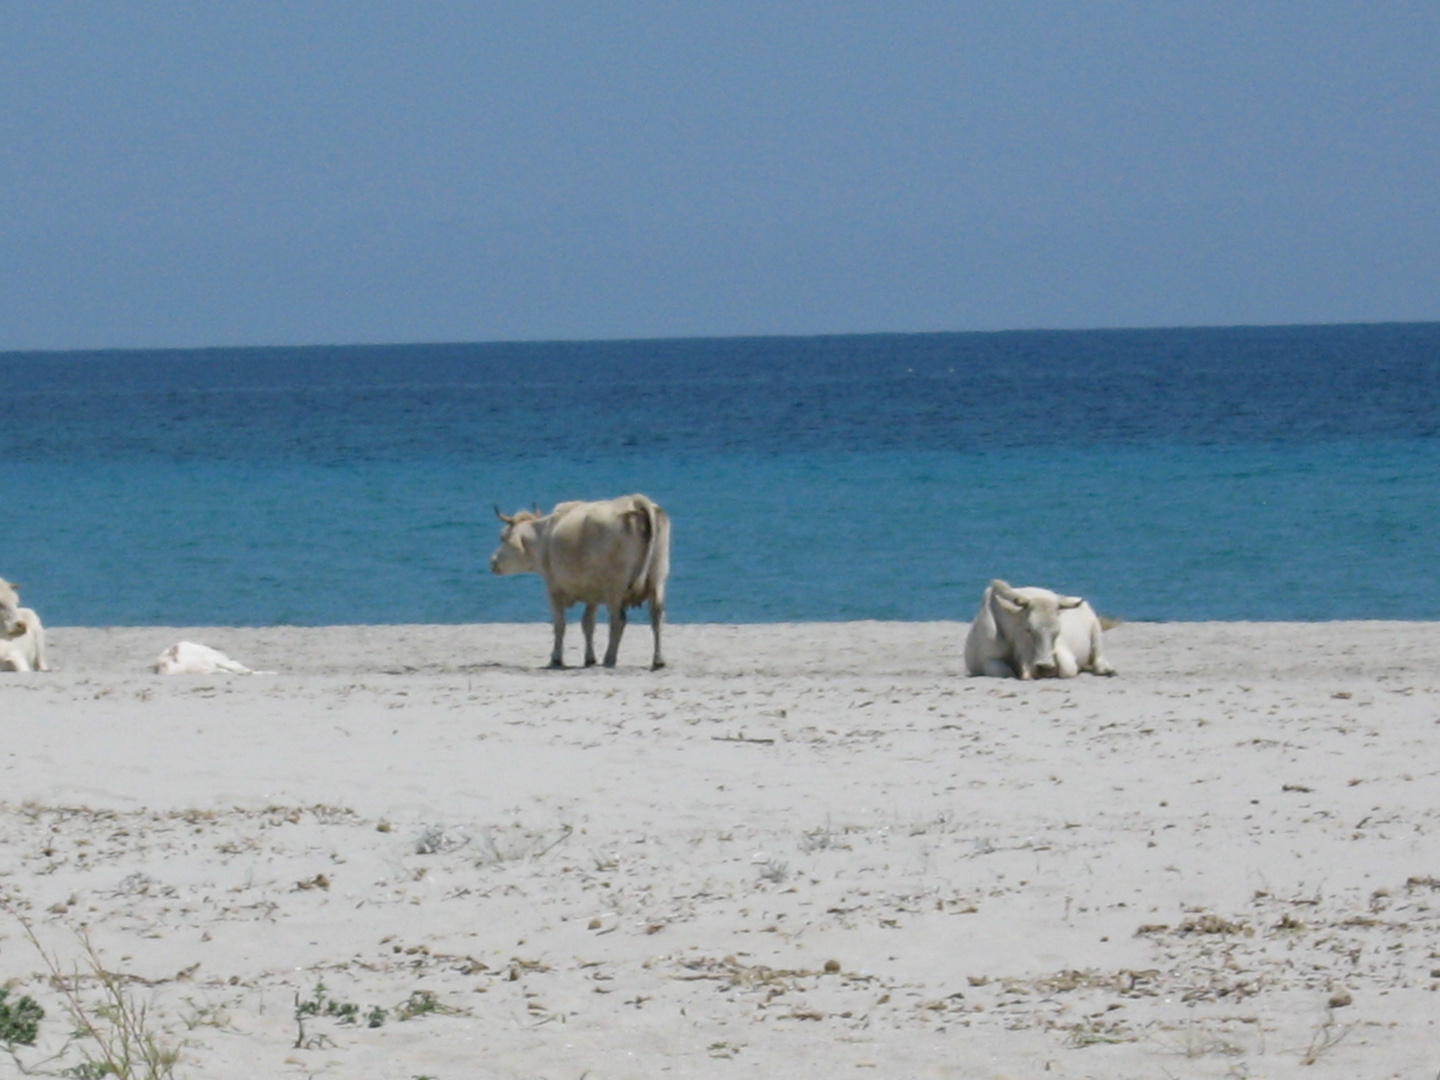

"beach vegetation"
[1063, 1018, 1133, 1047]
[28, 929, 182, 1080]
[756, 859, 789, 884]
[414, 824, 450, 855]
[293, 981, 466, 1048]
[176, 996, 233, 1032]
[1299, 1009, 1354, 1065]
[294, 980, 362, 1047]
[0, 986, 44, 1046]
[395, 989, 464, 1021]
[1149, 1017, 1252, 1058]
[797, 822, 853, 853]
[474, 822, 574, 866]
[399, 819, 578, 864]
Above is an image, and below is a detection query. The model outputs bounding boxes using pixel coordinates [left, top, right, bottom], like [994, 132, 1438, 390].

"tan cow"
[491, 494, 671, 670]
[0, 578, 50, 672]
[964, 579, 1115, 680]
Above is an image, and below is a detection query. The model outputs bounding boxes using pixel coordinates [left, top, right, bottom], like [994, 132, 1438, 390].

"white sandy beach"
[1, 620, 1438, 1078]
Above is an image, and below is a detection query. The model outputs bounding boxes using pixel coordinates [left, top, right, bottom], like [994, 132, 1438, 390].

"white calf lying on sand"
[154, 642, 265, 675]
[0, 578, 50, 672]
[964, 579, 1116, 680]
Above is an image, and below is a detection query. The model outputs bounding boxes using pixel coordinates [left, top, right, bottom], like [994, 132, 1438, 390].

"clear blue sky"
[2, 2, 1436, 351]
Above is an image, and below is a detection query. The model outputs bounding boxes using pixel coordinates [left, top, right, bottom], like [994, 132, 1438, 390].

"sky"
[1, 2, 1437, 351]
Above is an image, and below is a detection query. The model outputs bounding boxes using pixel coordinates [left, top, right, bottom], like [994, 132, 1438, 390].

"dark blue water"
[3, 324, 1438, 625]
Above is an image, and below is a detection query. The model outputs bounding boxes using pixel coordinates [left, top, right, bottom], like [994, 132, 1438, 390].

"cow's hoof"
[547, 660, 567, 670]
[583, 658, 598, 668]
[651, 660, 666, 671]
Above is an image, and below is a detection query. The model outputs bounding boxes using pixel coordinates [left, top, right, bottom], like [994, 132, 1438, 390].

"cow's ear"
[991, 580, 1026, 611]
[1059, 595, 1085, 609]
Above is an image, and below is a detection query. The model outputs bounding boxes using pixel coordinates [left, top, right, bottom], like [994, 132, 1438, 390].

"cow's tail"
[626, 495, 670, 609]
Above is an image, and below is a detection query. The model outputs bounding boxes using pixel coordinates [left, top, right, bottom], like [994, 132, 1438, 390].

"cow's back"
[541, 495, 666, 606]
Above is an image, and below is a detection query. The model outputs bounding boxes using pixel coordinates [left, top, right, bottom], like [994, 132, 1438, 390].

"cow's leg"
[581, 604, 599, 667]
[547, 593, 569, 668]
[1087, 624, 1117, 676]
[602, 604, 627, 668]
[649, 597, 666, 670]
[1052, 644, 1080, 679]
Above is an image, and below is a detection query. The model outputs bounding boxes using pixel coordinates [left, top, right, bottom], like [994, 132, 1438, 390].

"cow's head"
[989, 579, 1084, 679]
[490, 505, 543, 575]
[0, 579, 23, 637]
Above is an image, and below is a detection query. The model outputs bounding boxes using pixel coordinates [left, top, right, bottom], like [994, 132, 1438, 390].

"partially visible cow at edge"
[0, 577, 50, 673]
[964, 579, 1115, 680]
[491, 494, 671, 670]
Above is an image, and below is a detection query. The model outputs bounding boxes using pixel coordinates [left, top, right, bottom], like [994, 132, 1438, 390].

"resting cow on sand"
[491, 494, 671, 670]
[964, 578, 1115, 680]
[0, 577, 50, 672]
[154, 641, 262, 675]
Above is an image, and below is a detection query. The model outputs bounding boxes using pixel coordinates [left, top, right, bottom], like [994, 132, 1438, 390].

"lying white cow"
[0, 578, 50, 672]
[964, 579, 1116, 680]
[491, 493, 671, 669]
[154, 641, 261, 675]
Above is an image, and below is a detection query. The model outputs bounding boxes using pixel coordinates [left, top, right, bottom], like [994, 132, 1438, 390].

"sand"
[1, 620, 1438, 1078]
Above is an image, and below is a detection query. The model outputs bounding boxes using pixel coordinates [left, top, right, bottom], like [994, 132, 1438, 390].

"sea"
[2, 323, 1438, 626]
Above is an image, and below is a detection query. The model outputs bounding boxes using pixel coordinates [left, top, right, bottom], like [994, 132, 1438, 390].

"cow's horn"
[494, 504, 515, 525]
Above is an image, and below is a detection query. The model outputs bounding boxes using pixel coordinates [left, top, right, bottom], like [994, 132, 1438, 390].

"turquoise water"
[3, 325, 1438, 624]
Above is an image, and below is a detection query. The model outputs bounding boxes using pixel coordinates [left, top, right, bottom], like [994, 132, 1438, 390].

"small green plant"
[401, 990, 438, 1020]
[295, 981, 359, 1024]
[178, 997, 233, 1031]
[294, 981, 371, 1048]
[396, 989, 465, 1021]
[292, 981, 465, 1048]
[396, 990, 439, 1020]
[0, 986, 44, 1046]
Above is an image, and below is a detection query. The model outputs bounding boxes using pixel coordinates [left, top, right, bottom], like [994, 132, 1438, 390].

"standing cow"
[964, 579, 1115, 680]
[0, 577, 50, 672]
[491, 494, 671, 670]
